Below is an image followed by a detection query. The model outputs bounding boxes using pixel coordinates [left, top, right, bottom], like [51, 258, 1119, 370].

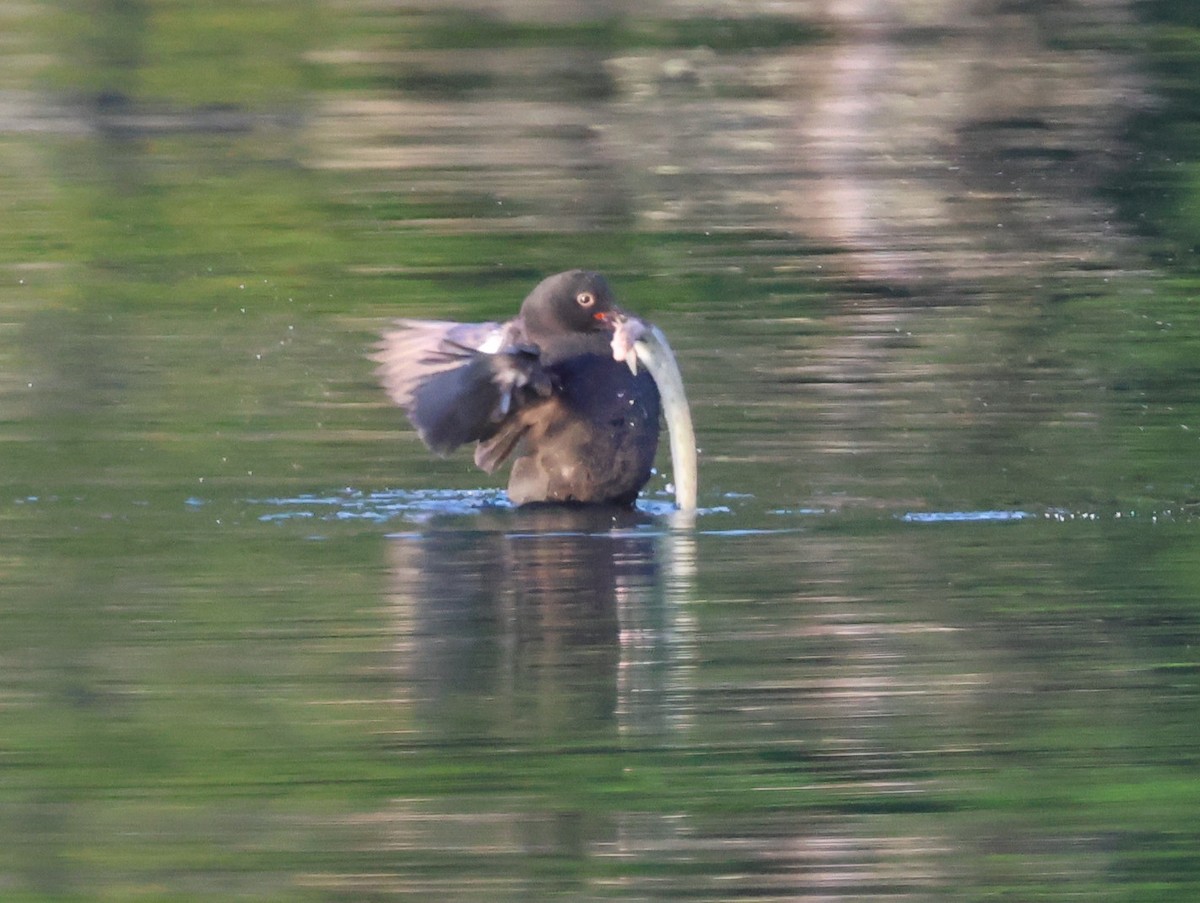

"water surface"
[3, 1, 1200, 900]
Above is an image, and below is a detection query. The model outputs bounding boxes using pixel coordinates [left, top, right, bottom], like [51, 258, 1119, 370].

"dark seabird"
[372, 269, 696, 510]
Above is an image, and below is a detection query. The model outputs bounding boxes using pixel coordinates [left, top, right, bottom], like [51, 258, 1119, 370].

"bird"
[372, 269, 696, 510]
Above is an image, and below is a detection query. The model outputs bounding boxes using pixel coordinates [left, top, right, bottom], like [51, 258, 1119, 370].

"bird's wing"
[371, 319, 505, 408]
[371, 318, 552, 458]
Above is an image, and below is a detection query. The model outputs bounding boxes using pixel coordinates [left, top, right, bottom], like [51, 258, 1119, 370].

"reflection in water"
[5, 0, 1200, 899]
[350, 516, 976, 900]
[368, 508, 697, 891]
[305, 0, 1150, 516]
[312, 0, 1139, 292]
[386, 506, 694, 743]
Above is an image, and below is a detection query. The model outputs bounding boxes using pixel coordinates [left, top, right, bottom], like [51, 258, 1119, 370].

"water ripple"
[900, 510, 1034, 524]
[249, 487, 730, 525]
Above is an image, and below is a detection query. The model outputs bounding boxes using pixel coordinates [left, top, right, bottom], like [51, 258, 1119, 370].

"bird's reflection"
[385, 506, 694, 744]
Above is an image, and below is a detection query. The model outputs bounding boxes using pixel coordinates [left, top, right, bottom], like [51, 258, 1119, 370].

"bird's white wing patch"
[475, 330, 506, 354]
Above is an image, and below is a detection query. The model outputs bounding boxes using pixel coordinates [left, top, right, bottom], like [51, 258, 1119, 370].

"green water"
[3, 1, 1200, 900]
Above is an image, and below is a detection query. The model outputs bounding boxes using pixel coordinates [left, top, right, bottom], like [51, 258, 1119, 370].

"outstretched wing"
[371, 319, 553, 464]
[371, 319, 504, 408]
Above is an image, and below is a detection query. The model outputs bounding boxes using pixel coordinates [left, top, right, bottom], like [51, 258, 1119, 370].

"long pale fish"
[612, 319, 697, 513]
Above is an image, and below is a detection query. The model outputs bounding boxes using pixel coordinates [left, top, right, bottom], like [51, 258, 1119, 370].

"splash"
[253, 487, 511, 524]
[248, 486, 724, 526]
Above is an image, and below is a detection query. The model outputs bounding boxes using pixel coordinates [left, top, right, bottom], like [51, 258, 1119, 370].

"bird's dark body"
[507, 350, 660, 506]
[373, 271, 662, 507]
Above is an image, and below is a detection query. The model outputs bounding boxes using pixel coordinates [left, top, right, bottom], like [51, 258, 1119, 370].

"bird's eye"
[575, 291, 596, 308]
